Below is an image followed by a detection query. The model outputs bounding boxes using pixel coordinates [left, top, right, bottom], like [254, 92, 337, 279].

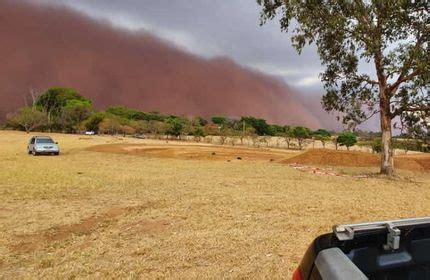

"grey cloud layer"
[38, 0, 324, 91]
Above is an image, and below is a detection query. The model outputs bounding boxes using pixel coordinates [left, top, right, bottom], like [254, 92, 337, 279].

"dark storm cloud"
[38, 0, 324, 91]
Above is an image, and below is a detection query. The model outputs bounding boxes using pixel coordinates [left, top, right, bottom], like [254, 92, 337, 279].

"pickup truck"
[293, 217, 430, 280]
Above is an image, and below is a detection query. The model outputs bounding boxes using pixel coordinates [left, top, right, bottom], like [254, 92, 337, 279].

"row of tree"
[4, 87, 363, 149]
[4, 87, 428, 153]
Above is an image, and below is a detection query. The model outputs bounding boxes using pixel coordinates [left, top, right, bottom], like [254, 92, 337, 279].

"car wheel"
[28, 148, 32, 155]
[32, 149, 38, 156]
[54, 152, 60, 156]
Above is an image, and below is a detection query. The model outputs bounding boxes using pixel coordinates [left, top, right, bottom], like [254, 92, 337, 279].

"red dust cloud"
[0, 0, 331, 128]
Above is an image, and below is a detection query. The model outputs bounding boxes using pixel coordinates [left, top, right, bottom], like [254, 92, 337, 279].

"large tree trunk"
[379, 96, 394, 175]
[375, 48, 395, 176]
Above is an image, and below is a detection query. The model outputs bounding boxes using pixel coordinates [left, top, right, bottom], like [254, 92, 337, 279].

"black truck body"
[294, 217, 430, 280]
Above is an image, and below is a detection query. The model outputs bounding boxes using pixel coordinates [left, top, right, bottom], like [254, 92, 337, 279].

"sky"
[37, 0, 324, 94]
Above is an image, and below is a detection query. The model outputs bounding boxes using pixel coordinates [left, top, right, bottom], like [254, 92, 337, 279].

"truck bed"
[297, 217, 430, 280]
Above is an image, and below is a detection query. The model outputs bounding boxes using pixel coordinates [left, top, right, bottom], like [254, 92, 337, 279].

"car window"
[36, 138, 54, 144]
[30, 138, 35, 144]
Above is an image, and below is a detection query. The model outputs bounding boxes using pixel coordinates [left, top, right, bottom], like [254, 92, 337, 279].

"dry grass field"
[1, 130, 430, 279]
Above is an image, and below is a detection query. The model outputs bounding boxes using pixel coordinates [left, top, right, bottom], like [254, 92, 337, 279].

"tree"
[192, 127, 206, 142]
[372, 138, 382, 154]
[337, 132, 357, 150]
[398, 109, 429, 147]
[148, 120, 169, 139]
[98, 118, 122, 135]
[192, 116, 208, 127]
[120, 125, 136, 136]
[313, 134, 331, 149]
[106, 106, 137, 119]
[313, 129, 332, 148]
[332, 136, 339, 150]
[283, 126, 294, 149]
[218, 127, 234, 145]
[292, 126, 311, 150]
[238, 126, 256, 145]
[59, 99, 92, 132]
[258, 1, 429, 175]
[84, 112, 105, 133]
[240, 116, 272, 135]
[211, 116, 228, 126]
[36, 87, 91, 131]
[165, 117, 184, 138]
[7, 107, 47, 133]
[269, 124, 285, 136]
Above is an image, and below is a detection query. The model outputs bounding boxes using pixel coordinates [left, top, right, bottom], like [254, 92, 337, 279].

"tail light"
[292, 267, 303, 280]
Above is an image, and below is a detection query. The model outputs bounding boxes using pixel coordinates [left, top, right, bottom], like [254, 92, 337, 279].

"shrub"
[372, 138, 382, 153]
[337, 132, 357, 150]
[292, 126, 311, 150]
[6, 107, 47, 133]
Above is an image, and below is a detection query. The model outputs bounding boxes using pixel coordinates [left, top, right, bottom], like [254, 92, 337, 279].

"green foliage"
[393, 138, 426, 153]
[372, 138, 382, 154]
[211, 116, 228, 126]
[105, 106, 137, 119]
[292, 126, 310, 139]
[35, 87, 92, 132]
[84, 112, 105, 133]
[313, 129, 331, 148]
[192, 127, 206, 137]
[313, 129, 331, 138]
[269, 124, 285, 136]
[60, 99, 93, 132]
[106, 106, 167, 122]
[283, 126, 294, 136]
[141, 111, 165, 122]
[337, 132, 357, 149]
[165, 117, 184, 137]
[192, 116, 208, 127]
[292, 126, 311, 150]
[355, 130, 382, 141]
[240, 116, 272, 136]
[36, 87, 90, 117]
[8, 87, 386, 152]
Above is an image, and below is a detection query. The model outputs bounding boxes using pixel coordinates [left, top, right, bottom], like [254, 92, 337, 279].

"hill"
[0, 0, 325, 128]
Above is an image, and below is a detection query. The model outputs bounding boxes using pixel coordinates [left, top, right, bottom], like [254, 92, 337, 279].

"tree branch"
[388, 69, 422, 92]
[362, 109, 380, 122]
[388, 33, 424, 93]
[401, 106, 430, 112]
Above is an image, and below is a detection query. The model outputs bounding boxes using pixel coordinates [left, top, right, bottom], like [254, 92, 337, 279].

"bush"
[292, 126, 311, 150]
[165, 117, 184, 137]
[98, 118, 122, 135]
[6, 107, 47, 133]
[337, 132, 357, 150]
[372, 138, 382, 153]
[84, 113, 105, 133]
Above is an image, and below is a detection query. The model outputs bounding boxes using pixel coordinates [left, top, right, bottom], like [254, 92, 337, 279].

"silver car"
[27, 136, 60, 156]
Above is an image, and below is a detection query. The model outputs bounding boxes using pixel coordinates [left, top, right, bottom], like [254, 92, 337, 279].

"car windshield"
[36, 138, 54, 144]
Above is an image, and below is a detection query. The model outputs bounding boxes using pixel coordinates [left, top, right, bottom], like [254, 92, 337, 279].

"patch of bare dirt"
[282, 149, 430, 171]
[88, 144, 430, 172]
[87, 143, 295, 162]
[11, 204, 169, 254]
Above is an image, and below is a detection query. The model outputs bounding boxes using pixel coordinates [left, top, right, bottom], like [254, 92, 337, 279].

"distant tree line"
[3, 87, 428, 152]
